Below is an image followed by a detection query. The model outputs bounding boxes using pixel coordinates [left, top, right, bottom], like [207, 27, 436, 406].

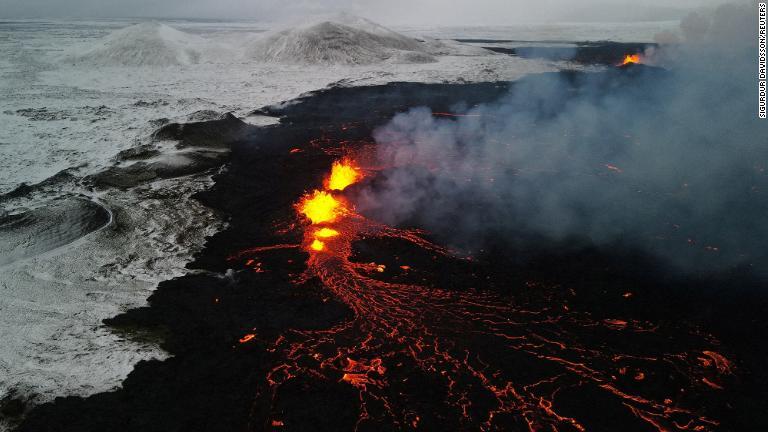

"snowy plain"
[0, 17, 677, 428]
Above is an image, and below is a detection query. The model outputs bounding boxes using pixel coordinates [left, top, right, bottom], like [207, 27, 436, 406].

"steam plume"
[357, 3, 767, 274]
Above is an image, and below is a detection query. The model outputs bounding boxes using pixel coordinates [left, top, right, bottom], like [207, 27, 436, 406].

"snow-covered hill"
[246, 14, 437, 65]
[60, 16, 492, 67]
[64, 22, 209, 67]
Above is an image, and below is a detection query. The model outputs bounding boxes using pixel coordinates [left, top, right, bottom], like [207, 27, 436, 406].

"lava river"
[236, 156, 733, 431]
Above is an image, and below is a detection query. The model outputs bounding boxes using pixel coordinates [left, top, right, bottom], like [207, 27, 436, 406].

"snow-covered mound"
[246, 14, 437, 65]
[65, 22, 206, 67]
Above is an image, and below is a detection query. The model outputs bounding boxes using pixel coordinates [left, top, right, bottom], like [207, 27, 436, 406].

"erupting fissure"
[298, 159, 361, 253]
[239, 152, 733, 431]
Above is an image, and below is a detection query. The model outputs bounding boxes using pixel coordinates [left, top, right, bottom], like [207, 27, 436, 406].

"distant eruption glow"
[620, 54, 642, 66]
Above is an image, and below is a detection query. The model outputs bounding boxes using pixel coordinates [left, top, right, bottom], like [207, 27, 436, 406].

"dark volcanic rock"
[89, 163, 161, 189]
[256, 81, 514, 125]
[89, 151, 228, 189]
[153, 113, 254, 149]
[1, 392, 25, 418]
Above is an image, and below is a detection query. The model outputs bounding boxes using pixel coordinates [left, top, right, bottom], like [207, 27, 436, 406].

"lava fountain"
[326, 158, 362, 191]
[298, 190, 344, 225]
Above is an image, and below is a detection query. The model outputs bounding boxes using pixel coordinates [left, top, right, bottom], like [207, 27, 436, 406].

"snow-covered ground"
[0, 17, 676, 427]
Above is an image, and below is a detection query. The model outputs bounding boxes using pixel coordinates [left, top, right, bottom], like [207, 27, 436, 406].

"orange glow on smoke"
[299, 190, 342, 224]
[620, 54, 641, 66]
[326, 158, 362, 191]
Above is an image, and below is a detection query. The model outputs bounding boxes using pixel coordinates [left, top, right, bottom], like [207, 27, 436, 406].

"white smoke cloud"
[357, 2, 767, 274]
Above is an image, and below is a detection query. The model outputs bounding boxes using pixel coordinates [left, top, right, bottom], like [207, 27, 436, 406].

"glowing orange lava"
[620, 54, 642, 66]
[299, 159, 364, 253]
[326, 158, 362, 191]
[239, 334, 256, 343]
[315, 228, 340, 238]
[298, 190, 343, 224]
[310, 239, 326, 251]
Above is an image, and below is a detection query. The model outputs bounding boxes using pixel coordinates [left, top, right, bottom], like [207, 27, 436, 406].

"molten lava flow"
[242, 153, 732, 431]
[298, 190, 343, 224]
[620, 54, 642, 66]
[239, 334, 256, 343]
[326, 158, 362, 191]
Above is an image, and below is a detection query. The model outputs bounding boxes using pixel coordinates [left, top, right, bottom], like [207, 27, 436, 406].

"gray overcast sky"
[0, 0, 730, 25]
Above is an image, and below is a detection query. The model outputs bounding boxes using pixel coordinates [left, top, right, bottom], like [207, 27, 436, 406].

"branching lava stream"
[239, 156, 732, 431]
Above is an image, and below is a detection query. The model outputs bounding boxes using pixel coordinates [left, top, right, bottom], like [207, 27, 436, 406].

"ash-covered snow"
[0, 15, 661, 429]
